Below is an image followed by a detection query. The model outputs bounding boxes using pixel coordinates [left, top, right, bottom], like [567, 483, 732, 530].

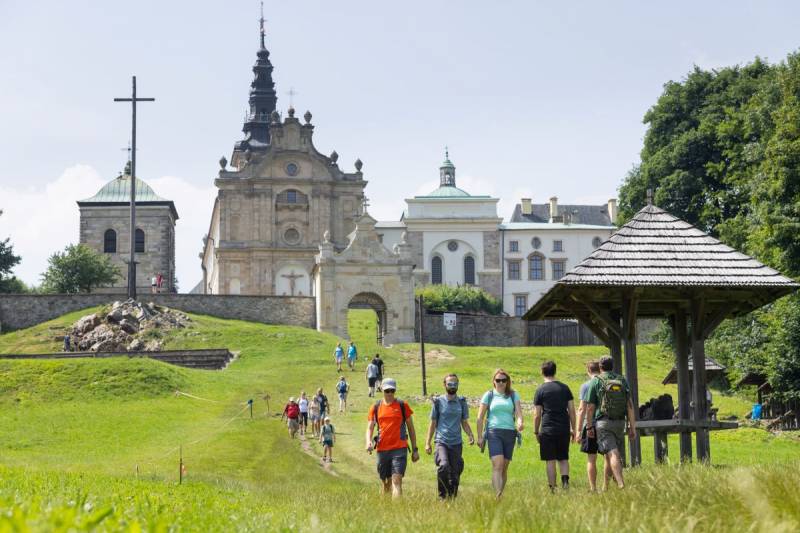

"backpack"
[598, 373, 628, 420]
[431, 395, 468, 423]
[337, 381, 348, 393]
[285, 403, 299, 419]
[317, 394, 328, 412]
[480, 390, 494, 453]
[372, 400, 408, 447]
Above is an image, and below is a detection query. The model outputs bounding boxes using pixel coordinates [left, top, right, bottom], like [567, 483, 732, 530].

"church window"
[286, 190, 297, 203]
[508, 260, 521, 280]
[135, 229, 145, 253]
[431, 256, 443, 284]
[552, 259, 567, 280]
[277, 189, 307, 205]
[509, 240, 519, 252]
[531, 237, 542, 249]
[592, 236, 603, 248]
[553, 240, 563, 252]
[464, 256, 475, 285]
[284, 228, 301, 245]
[529, 253, 544, 280]
[514, 294, 528, 317]
[286, 162, 299, 176]
[103, 229, 117, 253]
[447, 241, 458, 252]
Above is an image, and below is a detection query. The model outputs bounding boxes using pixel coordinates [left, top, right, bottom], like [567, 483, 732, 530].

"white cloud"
[0, 165, 215, 293]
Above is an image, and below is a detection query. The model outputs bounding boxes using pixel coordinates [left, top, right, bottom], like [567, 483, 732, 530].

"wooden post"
[653, 431, 668, 463]
[418, 295, 428, 396]
[622, 297, 641, 466]
[673, 310, 692, 462]
[691, 299, 709, 463]
[608, 311, 625, 466]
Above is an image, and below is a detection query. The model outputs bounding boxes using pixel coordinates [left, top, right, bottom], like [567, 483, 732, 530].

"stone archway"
[348, 292, 388, 344]
[314, 213, 415, 345]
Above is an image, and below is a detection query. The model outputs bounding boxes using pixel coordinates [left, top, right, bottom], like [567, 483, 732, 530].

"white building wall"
[501, 226, 614, 315]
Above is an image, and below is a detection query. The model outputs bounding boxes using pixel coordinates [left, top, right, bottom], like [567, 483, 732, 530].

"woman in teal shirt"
[476, 368, 524, 498]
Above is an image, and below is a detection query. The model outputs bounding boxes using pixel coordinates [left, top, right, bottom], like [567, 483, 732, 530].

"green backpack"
[598, 373, 628, 420]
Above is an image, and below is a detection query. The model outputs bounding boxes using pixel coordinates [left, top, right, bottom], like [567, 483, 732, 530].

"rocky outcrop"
[69, 299, 191, 352]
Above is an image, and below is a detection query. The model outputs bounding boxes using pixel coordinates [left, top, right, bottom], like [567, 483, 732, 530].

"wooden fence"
[527, 320, 602, 347]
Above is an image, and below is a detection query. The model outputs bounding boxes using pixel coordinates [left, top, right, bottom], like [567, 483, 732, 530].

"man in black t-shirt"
[533, 360, 576, 491]
[372, 354, 385, 391]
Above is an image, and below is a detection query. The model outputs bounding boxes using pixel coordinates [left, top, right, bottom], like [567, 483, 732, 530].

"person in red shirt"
[365, 378, 419, 498]
[282, 397, 300, 439]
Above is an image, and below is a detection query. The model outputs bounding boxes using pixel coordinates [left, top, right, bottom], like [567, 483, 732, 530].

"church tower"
[200, 10, 367, 296]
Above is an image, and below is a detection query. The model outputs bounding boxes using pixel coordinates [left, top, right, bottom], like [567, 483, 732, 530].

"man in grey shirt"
[424, 373, 475, 499]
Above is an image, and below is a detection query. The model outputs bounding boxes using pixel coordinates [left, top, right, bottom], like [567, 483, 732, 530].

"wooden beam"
[702, 306, 732, 340]
[571, 295, 624, 339]
[608, 310, 626, 467]
[563, 302, 611, 346]
[691, 298, 710, 463]
[673, 310, 692, 463]
[622, 295, 641, 467]
[691, 297, 706, 341]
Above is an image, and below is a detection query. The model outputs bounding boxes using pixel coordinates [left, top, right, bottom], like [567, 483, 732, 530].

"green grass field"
[0, 308, 798, 531]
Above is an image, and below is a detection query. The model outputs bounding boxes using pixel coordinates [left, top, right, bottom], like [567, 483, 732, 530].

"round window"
[286, 162, 299, 176]
[531, 237, 541, 249]
[284, 228, 301, 245]
[447, 241, 459, 252]
[592, 236, 603, 248]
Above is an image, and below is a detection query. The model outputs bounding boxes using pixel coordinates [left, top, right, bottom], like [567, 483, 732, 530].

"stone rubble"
[68, 299, 191, 352]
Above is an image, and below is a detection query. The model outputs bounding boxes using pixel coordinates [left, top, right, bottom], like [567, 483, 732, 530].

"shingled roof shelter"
[524, 203, 798, 464]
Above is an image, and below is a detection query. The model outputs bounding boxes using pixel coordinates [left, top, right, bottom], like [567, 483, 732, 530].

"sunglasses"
[445, 382, 459, 388]
[383, 389, 396, 394]
[494, 378, 509, 383]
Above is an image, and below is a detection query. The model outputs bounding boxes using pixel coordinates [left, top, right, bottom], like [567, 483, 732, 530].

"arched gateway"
[313, 213, 415, 345]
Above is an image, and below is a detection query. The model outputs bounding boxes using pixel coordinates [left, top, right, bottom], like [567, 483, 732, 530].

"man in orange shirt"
[365, 378, 420, 497]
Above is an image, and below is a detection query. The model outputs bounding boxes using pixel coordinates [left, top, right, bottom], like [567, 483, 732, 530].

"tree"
[40, 244, 121, 294]
[0, 209, 23, 293]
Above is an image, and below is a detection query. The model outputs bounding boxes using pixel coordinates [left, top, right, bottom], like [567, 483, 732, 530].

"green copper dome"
[417, 185, 472, 198]
[80, 173, 168, 203]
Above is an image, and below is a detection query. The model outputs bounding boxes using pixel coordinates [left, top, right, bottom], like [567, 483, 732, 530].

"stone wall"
[416, 310, 527, 347]
[0, 349, 234, 370]
[0, 293, 316, 332]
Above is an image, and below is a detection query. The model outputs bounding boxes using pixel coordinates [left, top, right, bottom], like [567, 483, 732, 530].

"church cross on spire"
[259, 1, 266, 50]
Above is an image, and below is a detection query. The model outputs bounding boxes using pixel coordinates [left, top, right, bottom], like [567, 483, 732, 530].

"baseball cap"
[382, 378, 397, 391]
[289, 396, 296, 402]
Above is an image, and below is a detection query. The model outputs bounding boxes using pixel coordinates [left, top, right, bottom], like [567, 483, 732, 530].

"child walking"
[320, 416, 336, 463]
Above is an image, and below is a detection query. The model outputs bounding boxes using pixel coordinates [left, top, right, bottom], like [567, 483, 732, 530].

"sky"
[1, 1, 798, 291]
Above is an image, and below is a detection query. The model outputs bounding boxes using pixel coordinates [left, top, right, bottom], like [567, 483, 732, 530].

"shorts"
[486, 428, 517, 460]
[287, 418, 299, 431]
[310, 413, 320, 422]
[580, 426, 598, 454]
[348, 357, 356, 364]
[539, 432, 570, 461]
[323, 439, 334, 448]
[335, 356, 343, 364]
[300, 412, 308, 426]
[596, 419, 626, 455]
[376, 448, 408, 480]
[368, 377, 378, 387]
[338, 392, 347, 401]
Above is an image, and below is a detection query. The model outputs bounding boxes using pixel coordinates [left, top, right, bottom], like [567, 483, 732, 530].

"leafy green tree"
[415, 285, 503, 315]
[40, 244, 121, 294]
[0, 209, 23, 293]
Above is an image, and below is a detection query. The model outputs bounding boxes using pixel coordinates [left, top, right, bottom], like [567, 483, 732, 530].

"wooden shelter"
[524, 204, 798, 464]
[662, 356, 725, 385]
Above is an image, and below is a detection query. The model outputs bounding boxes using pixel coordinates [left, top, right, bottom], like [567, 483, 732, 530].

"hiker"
[336, 376, 349, 412]
[156, 272, 164, 293]
[476, 368, 523, 499]
[282, 397, 301, 439]
[366, 359, 380, 397]
[347, 341, 358, 371]
[365, 378, 420, 498]
[320, 416, 336, 463]
[150, 274, 158, 294]
[315, 388, 329, 437]
[298, 391, 310, 435]
[372, 354, 385, 391]
[585, 355, 637, 489]
[533, 360, 576, 492]
[309, 393, 321, 437]
[425, 373, 475, 499]
[334, 343, 344, 372]
[63, 334, 71, 352]
[575, 360, 601, 491]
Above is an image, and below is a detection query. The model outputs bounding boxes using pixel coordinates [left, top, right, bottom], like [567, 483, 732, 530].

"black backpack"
[372, 400, 409, 447]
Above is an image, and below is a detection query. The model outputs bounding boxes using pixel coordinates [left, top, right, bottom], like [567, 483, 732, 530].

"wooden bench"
[636, 419, 738, 463]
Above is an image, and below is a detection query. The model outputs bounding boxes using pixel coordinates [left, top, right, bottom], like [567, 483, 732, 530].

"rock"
[144, 340, 162, 352]
[119, 319, 139, 334]
[106, 308, 123, 323]
[89, 338, 117, 352]
[73, 314, 100, 335]
[127, 338, 144, 351]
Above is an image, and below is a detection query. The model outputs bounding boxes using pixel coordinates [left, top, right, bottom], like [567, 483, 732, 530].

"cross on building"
[281, 270, 303, 296]
[286, 87, 298, 107]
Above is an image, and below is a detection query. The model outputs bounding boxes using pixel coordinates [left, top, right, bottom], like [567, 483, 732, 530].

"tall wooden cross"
[281, 270, 303, 296]
[114, 76, 155, 300]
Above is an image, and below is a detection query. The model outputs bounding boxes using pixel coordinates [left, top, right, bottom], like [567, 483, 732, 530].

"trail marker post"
[418, 295, 427, 396]
[179, 445, 183, 485]
[248, 398, 254, 419]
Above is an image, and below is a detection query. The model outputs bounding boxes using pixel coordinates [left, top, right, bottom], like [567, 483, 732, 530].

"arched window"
[103, 229, 116, 253]
[464, 256, 475, 285]
[529, 253, 544, 280]
[135, 228, 145, 253]
[431, 256, 443, 285]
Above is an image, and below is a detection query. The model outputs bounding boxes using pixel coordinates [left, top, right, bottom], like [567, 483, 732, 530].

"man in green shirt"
[585, 356, 636, 489]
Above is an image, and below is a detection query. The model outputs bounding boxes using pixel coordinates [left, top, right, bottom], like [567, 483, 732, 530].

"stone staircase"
[0, 349, 235, 370]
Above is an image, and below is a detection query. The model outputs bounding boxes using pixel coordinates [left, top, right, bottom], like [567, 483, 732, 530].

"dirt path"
[298, 432, 338, 477]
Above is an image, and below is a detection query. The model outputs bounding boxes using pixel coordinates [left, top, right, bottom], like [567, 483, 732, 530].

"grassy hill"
[0, 308, 798, 531]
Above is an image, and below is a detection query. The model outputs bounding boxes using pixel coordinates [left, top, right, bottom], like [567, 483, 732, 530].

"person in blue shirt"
[476, 368, 523, 499]
[424, 373, 475, 499]
[333, 343, 344, 372]
[347, 341, 358, 371]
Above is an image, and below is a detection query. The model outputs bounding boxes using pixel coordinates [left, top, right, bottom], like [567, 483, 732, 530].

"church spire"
[238, 1, 278, 150]
[440, 146, 456, 187]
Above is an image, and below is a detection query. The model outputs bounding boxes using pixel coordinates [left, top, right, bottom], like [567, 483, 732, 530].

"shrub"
[415, 284, 503, 315]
